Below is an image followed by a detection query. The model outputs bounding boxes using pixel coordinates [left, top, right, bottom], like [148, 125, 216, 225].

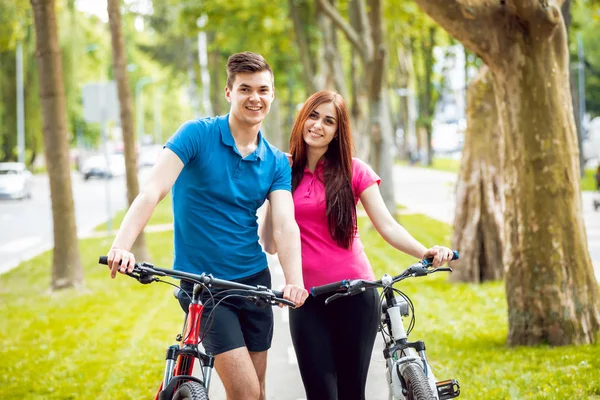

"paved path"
[392, 165, 600, 282]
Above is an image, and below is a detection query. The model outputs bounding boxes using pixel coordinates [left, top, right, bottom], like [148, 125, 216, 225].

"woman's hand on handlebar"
[106, 248, 136, 278]
[422, 245, 455, 267]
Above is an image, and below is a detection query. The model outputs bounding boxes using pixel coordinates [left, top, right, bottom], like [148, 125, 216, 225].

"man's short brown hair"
[226, 52, 273, 89]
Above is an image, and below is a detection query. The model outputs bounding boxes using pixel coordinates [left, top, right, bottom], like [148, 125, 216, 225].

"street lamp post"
[135, 76, 154, 147]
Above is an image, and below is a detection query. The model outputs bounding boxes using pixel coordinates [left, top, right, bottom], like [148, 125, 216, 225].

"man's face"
[225, 71, 274, 128]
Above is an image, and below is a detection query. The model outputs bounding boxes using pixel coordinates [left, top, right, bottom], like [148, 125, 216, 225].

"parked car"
[80, 154, 126, 180]
[0, 162, 33, 200]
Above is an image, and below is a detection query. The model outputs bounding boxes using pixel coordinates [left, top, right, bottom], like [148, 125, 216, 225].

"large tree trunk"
[415, 0, 600, 346]
[494, 12, 599, 346]
[107, 0, 149, 261]
[451, 66, 504, 283]
[30, 0, 83, 290]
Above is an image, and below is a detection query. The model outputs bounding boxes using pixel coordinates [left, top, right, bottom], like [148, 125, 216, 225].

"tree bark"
[30, 0, 83, 290]
[451, 66, 504, 283]
[107, 0, 149, 261]
[415, 0, 600, 346]
[289, 0, 318, 94]
[319, 0, 348, 99]
[207, 31, 223, 116]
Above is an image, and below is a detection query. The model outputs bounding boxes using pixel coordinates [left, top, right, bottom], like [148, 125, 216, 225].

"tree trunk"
[107, 0, 149, 261]
[289, 0, 318, 94]
[414, 0, 600, 346]
[319, 0, 348, 99]
[451, 66, 504, 283]
[494, 14, 600, 346]
[420, 27, 436, 166]
[208, 32, 223, 116]
[30, 0, 83, 290]
[185, 38, 200, 118]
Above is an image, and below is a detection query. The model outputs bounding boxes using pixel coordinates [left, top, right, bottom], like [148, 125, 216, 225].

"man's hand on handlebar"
[282, 283, 309, 308]
[422, 245, 455, 268]
[106, 248, 136, 278]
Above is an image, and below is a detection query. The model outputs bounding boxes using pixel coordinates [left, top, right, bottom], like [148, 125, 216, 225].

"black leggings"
[289, 288, 380, 400]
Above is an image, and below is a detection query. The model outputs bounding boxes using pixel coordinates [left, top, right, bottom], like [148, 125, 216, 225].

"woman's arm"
[359, 183, 453, 266]
[257, 200, 277, 254]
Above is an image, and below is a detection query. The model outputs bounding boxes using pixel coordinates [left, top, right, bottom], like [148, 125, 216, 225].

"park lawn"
[0, 213, 598, 399]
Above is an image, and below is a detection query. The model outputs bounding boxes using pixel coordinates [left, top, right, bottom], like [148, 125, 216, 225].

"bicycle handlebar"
[310, 251, 459, 300]
[98, 256, 296, 307]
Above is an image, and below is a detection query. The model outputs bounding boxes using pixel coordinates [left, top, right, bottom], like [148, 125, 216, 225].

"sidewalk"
[392, 165, 600, 283]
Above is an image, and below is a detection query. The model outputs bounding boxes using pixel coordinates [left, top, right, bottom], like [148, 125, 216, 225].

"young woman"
[260, 90, 454, 399]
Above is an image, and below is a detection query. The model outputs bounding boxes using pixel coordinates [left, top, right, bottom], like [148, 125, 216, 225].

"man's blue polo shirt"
[164, 114, 291, 280]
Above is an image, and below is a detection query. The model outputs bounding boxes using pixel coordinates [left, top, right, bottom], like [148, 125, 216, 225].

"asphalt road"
[0, 172, 131, 274]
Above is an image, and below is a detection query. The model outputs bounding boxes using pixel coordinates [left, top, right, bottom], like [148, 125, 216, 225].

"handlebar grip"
[424, 250, 459, 265]
[99, 256, 108, 265]
[311, 280, 348, 297]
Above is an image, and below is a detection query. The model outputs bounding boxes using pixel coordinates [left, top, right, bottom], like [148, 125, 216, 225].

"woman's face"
[302, 102, 338, 151]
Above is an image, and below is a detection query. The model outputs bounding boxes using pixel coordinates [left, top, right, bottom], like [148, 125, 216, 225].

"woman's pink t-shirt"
[293, 158, 381, 290]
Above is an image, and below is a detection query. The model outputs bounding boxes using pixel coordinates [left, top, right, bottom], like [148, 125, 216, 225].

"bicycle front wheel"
[172, 381, 209, 400]
[401, 362, 437, 400]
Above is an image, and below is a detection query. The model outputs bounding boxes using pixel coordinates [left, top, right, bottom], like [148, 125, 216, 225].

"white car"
[81, 154, 126, 180]
[0, 162, 33, 200]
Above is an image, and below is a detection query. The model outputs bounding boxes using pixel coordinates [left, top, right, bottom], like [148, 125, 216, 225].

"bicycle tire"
[401, 362, 437, 400]
[172, 381, 209, 400]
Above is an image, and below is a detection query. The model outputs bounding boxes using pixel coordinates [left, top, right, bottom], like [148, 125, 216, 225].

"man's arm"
[107, 148, 184, 278]
[267, 189, 308, 306]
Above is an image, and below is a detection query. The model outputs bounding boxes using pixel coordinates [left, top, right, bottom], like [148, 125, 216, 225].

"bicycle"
[98, 256, 295, 400]
[310, 252, 461, 400]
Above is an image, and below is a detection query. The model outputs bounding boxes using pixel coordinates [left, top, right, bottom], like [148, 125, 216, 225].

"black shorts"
[177, 268, 274, 355]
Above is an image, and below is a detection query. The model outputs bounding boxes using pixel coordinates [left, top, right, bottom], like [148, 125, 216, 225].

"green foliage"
[0, 0, 29, 51]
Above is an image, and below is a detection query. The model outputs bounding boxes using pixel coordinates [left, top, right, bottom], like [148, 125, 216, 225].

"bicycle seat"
[173, 287, 180, 300]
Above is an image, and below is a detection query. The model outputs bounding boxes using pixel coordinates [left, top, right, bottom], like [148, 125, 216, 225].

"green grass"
[428, 157, 461, 174]
[1, 213, 599, 399]
[581, 167, 599, 191]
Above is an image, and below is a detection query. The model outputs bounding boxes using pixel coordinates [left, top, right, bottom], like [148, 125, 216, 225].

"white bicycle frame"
[381, 274, 440, 400]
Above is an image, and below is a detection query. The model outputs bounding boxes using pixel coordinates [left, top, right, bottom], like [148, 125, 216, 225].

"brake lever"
[430, 267, 453, 273]
[325, 292, 349, 305]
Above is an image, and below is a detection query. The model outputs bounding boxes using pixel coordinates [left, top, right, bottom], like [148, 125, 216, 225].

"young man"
[106, 52, 308, 400]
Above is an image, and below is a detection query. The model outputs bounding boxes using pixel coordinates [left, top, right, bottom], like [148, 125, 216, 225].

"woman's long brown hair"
[289, 91, 356, 249]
